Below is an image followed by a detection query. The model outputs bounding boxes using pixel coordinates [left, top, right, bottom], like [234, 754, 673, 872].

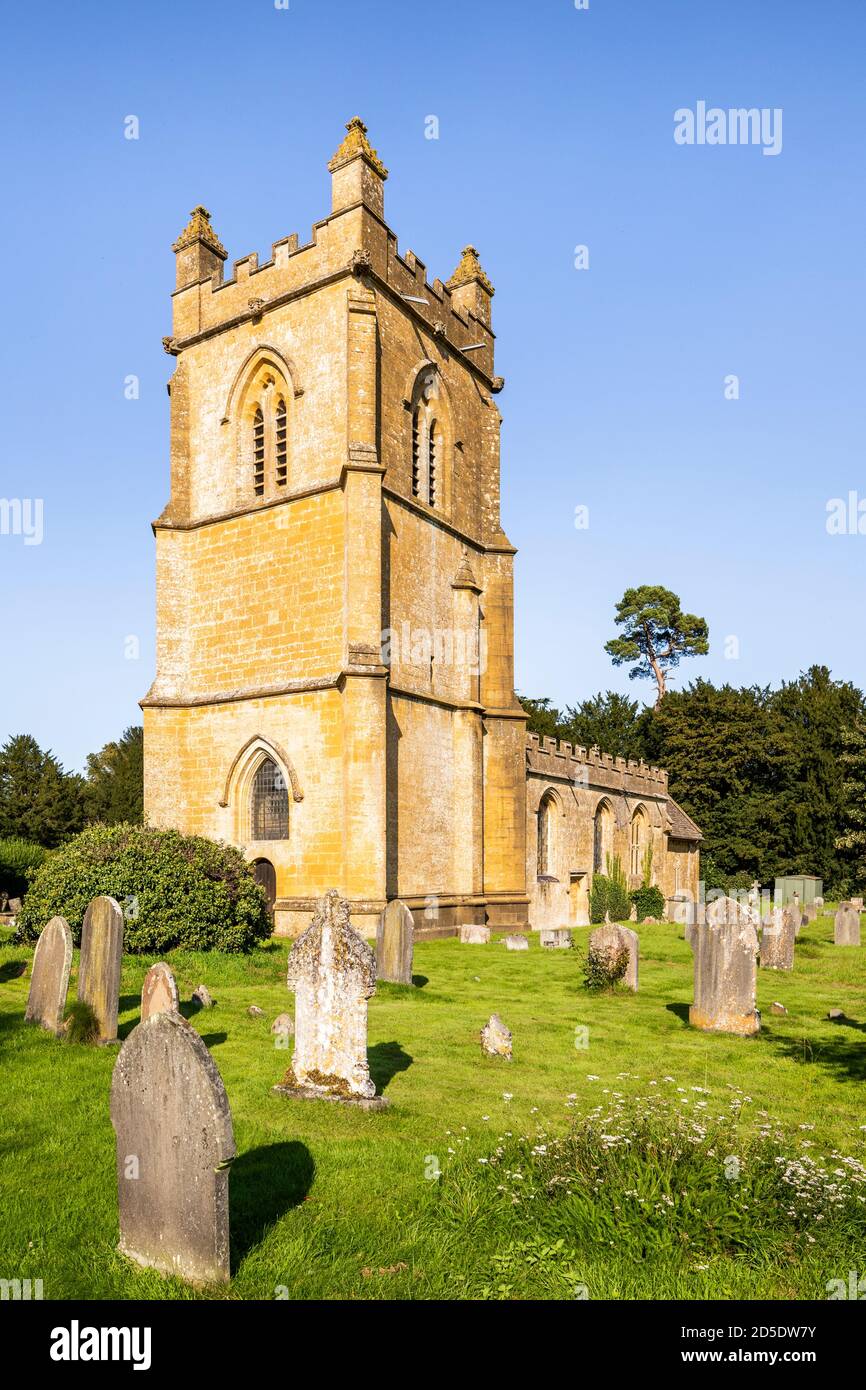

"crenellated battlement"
[165, 119, 499, 390]
[525, 731, 668, 791]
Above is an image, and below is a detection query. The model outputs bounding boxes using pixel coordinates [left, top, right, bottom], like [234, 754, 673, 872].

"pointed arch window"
[537, 792, 557, 877]
[630, 807, 648, 878]
[593, 799, 613, 875]
[248, 373, 290, 500]
[409, 370, 446, 511]
[251, 758, 289, 840]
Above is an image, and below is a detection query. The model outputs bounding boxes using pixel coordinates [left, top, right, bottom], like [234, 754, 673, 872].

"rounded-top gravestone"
[110, 1010, 236, 1285]
[25, 916, 73, 1034]
[78, 895, 124, 1044]
[141, 962, 179, 1021]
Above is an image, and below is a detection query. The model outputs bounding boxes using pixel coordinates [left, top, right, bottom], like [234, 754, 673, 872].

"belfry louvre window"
[251, 758, 289, 840]
[428, 421, 438, 506]
[275, 398, 287, 487]
[253, 407, 265, 496]
[411, 410, 422, 498]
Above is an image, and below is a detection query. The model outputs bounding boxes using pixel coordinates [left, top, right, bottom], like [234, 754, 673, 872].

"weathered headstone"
[504, 933, 528, 952]
[192, 984, 215, 1009]
[77, 896, 124, 1044]
[277, 888, 384, 1107]
[589, 922, 639, 991]
[140, 962, 179, 1021]
[480, 1013, 512, 1059]
[459, 924, 490, 944]
[110, 1011, 236, 1284]
[814, 896, 824, 909]
[760, 907, 796, 971]
[689, 895, 759, 1036]
[850, 896, 863, 911]
[25, 916, 73, 1034]
[770, 1001, 787, 1016]
[376, 899, 414, 985]
[803, 903, 818, 924]
[271, 1012, 294, 1036]
[247, 1004, 265, 1018]
[834, 903, 861, 946]
[539, 928, 572, 949]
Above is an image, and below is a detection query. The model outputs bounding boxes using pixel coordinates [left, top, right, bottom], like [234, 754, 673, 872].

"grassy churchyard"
[1, 909, 864, 1302]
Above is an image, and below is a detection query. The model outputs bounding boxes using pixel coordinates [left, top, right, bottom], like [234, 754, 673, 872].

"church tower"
[142, 119, 528, 936]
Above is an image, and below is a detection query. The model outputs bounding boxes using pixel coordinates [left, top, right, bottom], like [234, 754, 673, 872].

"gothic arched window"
[409, 369, 448, 511]
[537, 792, 557, 877]
[248, 371, 290, 500]
[593, 799, 613, 875]
[630, 807, 648, 878]
[251, 758, 289, 840]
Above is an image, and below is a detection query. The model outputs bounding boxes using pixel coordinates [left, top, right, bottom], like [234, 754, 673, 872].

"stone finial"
[172, 205, 227, 292]
[328, 117, 388, 178]
[447, 245, 495, 296]
[172, 205, 227, 259]
[452, 548, 481, 592]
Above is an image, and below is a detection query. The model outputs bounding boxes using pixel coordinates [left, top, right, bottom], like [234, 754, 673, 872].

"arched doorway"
[252, 858, 277, 917]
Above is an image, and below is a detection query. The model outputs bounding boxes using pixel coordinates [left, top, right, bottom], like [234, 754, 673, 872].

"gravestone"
[271, 1012, 294, 1036]
[376, 899, 414, 985]
[25, 916, 73, 1034]
[539, 928, 572, 949]
[851, 896, 863, 911]
[77, 896, 124, 1044]
[689, 895, 759, 1035]
[110, 1011, 236, 1284]
[814, 896, 824, 910]
[277, 888, 383, 1107]
[589, 922, 639, 991]
[834, 903, 861, 946]
[140, 962, 179, 1021]
[480, 1013, 512, 1059]
[803, 903, 818, 924]
[459, 924, 489, 944]
[504, 933, 528, 951]
[760, 907, 795, 971]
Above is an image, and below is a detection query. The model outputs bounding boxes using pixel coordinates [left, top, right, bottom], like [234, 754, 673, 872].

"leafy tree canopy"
[605, 585, 709, 705]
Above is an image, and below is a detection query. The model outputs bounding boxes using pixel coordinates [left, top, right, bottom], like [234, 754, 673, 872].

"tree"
[604, 585, 708, 706]
[517, 695, 567, 741]
[0, 735, 85, 848]
[561, 691, 644, 761]
[835, 713, 866, 894]
[84, 725, 144, 825]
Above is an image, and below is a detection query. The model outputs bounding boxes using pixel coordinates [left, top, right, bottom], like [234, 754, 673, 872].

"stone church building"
[142, 119, 701, 937]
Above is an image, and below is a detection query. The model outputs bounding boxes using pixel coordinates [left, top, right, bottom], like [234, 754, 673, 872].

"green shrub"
[0, 837, 48, 898]
[630, 884, 666, 921]
[581, 941, 629, 991]
[15, 823, 270, 953]
[589, 855, 631, 923]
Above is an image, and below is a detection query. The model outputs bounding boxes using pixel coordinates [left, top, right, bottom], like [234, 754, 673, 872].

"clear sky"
[1, 0, 864, 772]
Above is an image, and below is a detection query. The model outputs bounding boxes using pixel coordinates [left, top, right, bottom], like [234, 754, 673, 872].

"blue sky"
[1, 0, 864, 771]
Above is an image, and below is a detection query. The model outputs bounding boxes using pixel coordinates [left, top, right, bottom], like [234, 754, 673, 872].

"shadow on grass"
[411, 974, 429, 988]
[759, 1021, 866, 1083]
[665, 1002, 691, 1025]
[230, 1140, 315, 1267]
[200, 1032, 228, 1048]
[368, 1039, 413, 1092]
[0, 959, 27, 982]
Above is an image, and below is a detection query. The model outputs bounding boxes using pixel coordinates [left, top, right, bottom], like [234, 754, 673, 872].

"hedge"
[15, 823, 271, 953]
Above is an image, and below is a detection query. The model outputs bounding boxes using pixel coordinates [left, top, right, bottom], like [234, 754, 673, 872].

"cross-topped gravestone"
[279, 888, 382, 1105]
[25, 916, 73, 1034]
[77, 896, 124, 1044]
[689, 895, 759, 1035]
[376, 900, 414, 985]
[760, 907, 795, 971]
[141, 962, 180, 1021]
[110, 1011, 236, 1284]
[834, 903, 861, 946]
